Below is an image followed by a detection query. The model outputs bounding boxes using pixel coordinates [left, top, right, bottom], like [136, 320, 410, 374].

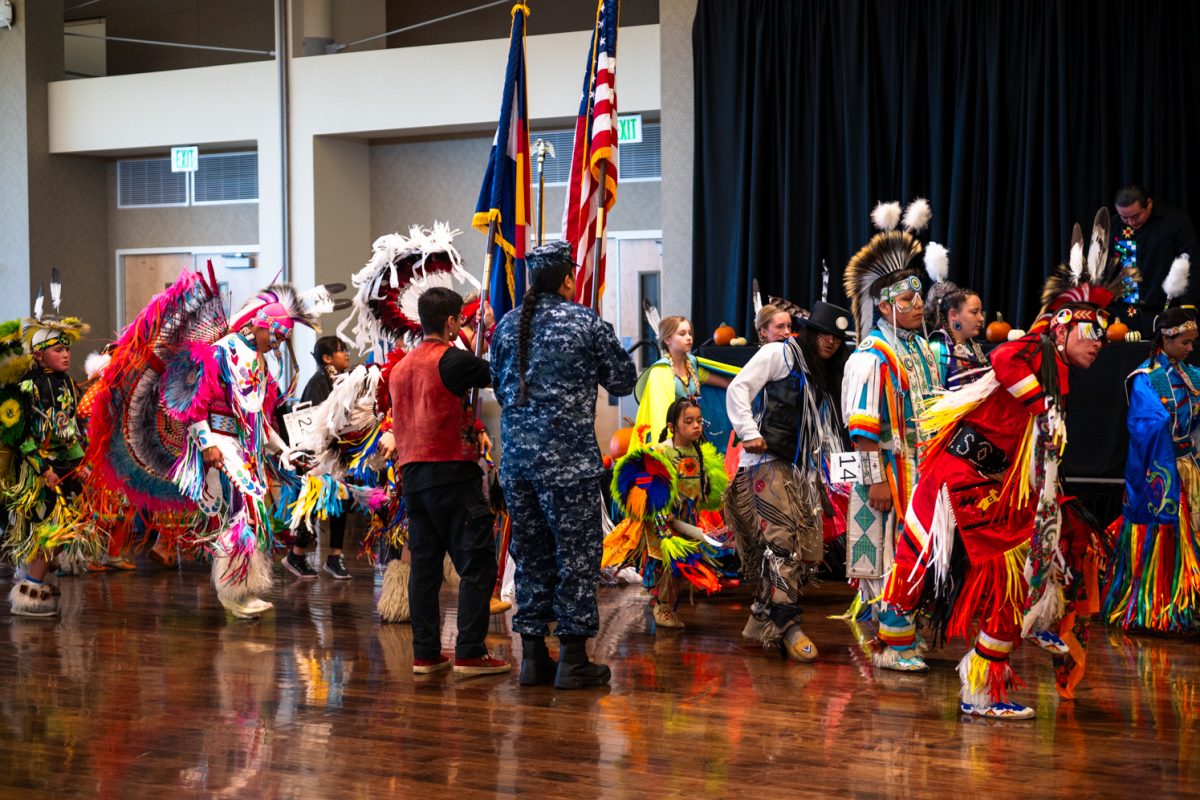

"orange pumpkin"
[609, 427, 634, 459]
[1106, 321, 1129, 343]
[986, 313, 1012, 343]
[713, 323, 736, 346]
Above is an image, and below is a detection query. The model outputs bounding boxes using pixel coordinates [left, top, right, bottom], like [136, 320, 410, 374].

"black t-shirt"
[400, 346, 491, 494]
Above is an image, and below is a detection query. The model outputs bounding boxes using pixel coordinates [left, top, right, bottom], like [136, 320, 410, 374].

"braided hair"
[516, 240, 575, 405]
[658, 396, 710, 500]
[924, 280, 979, 332]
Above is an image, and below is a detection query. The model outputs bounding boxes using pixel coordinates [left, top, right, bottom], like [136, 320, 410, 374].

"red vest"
[389, 340, 478, 466]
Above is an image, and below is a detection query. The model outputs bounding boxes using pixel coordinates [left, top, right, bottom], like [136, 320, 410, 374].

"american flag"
[562, 0, 619, 310]
[471, 3, 531, 323]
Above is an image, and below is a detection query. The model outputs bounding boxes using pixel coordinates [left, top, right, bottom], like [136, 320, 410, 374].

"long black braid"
[516, 240, 576, 406]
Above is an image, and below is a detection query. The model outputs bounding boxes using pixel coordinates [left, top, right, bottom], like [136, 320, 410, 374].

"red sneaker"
[453, 652, 512, 676]
[412, 654, 452, 674]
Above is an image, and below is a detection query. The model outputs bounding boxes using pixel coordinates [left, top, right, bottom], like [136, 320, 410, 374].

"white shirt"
[725, 340, 797, 468]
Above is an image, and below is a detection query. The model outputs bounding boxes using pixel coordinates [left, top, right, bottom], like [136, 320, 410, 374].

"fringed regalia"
[1, 292, 98, 568]
[877, 207, 1137, 716]
[602, 440, 730, 607]
[1105, 352, 1200, 632]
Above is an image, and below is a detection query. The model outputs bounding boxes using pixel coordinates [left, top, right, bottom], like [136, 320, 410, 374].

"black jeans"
[294, 512, 346, 551]
[405, 478, 496, 661]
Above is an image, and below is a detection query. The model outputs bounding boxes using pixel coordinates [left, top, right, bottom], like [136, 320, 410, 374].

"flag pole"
[471, 218, 499, 416]
[590, 160, 608, 313]
[534, 138, 554, 246]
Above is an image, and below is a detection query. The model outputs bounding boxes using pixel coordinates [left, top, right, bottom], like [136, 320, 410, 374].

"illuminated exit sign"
[617, 115, 642, 144]
[171, 146, 199, 173]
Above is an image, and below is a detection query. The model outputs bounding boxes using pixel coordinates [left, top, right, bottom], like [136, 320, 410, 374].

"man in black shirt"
[1113, 185, 1198, 321]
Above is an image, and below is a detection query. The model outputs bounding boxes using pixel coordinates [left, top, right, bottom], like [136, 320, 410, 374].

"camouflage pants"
[504, 475, 602, 638]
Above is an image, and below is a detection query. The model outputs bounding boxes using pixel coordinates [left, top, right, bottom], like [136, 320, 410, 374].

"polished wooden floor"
[1, 555, 1198, 799]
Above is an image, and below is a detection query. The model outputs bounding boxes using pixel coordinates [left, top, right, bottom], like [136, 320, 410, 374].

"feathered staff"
[1163, 254, 1191, 310]
[643, 299, 662, 341]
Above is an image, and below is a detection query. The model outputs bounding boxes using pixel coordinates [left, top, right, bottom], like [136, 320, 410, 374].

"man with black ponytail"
[489, 240, 637, 689]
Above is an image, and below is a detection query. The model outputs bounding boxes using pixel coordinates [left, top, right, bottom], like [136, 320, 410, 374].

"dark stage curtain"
[692, 0, 1200, 334]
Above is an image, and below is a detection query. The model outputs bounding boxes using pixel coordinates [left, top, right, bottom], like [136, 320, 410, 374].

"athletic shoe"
[960, 701, 1036, 720]
[283, 551, 318, 578]
[652, 603, 685, 629]
[1025, 629, 1070, 655]
[413, 654, 452, 674]
[453, 652, 512, 676]
[323, 555, 351, 580]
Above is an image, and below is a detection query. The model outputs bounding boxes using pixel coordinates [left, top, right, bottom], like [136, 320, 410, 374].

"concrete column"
[659, 0, 698, 320]
[0, 0, 109, 345]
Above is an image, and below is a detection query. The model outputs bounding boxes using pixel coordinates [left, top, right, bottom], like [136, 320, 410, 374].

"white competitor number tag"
[830, 451, 886, 485]
[283, 402, 318, 447]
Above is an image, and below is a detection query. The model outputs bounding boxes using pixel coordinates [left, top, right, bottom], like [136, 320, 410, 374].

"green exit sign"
[171, 146, 198, 173]
[617, 115, 642, 144]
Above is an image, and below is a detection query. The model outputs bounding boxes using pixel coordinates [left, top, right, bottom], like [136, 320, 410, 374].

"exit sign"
[617, 115, 642, 144]
[171, 146, 199, 173]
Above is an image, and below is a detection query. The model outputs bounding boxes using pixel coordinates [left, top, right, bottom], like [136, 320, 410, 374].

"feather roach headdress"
[337, 222, 480, 361]
[229, 282, 340, 337]
[1031, 208, 1140, 337]
[843, 198, 934, 338]
[22, 269, 89, 353]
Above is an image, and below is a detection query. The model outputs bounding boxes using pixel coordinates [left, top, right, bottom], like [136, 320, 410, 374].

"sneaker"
[960, 701, 1036, 720]
[283, 552, 318, 579]
[783, 626, 819, 662]
[453, 652, 513, 676]
[652, 603, 685, 629]
[413, 654, 452, 674]
[323, 555, 351, 580]
[1026, 629, 1070, 655]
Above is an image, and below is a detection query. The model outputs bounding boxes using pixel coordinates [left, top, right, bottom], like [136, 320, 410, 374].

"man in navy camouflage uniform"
[490, 240, 637, 689]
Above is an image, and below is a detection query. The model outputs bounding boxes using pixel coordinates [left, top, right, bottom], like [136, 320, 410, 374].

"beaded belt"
[947, 424, 1009, 476]
[208, 411, 240, 436]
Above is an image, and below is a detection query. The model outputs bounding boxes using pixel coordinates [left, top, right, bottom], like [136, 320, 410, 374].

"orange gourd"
[713, 323, 736, 346]
[609, 427, 634, 459]
[986, 313, 1012, 343]
[1107, 321, 1129, 342]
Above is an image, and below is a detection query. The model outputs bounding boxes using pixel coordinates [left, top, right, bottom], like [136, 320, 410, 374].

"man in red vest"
[389, 286, 509, 676]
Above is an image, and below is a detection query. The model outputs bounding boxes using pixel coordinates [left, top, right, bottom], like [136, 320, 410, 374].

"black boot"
[519, 635, 557, 686]
[554, 636, 611, 689]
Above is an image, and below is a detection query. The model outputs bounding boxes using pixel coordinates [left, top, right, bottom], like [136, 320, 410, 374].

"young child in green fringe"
[4, 299, 93, 618]
[603, 397, 730, 631]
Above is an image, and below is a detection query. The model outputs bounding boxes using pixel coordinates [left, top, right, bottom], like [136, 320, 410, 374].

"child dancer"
[1106, 300, 1200, 632]
[604, 397, 729, 630]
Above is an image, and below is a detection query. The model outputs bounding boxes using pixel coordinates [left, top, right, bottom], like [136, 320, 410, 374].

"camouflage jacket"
[490, 294, 636, 482]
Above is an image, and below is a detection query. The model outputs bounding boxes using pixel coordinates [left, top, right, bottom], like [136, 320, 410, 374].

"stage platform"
[0, 554, 1197, 798]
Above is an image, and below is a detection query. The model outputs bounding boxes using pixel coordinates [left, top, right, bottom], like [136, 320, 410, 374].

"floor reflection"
[0, 561, 1197, 796]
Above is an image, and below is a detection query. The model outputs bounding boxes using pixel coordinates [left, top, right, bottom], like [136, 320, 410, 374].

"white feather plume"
[1086, 218, 1107, 282]
[299, 285, 336, 316]
[84, 351, 111, 380]
[752, 278, 763, 318]
[1163, 254, 1191, 300]
[1069, 241, 1085, 283]
[643, 300, 662, 340]
[902, 197, 932, 233]
[50, 268, 62, 313]
[924, 242, 949, 284]
[871, 202, 902, 232]
[32, 285, 44, 322]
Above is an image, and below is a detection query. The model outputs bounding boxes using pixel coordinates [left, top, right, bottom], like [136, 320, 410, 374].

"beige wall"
[312, 136, 372, 344]
[368, 135, 662, 285]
